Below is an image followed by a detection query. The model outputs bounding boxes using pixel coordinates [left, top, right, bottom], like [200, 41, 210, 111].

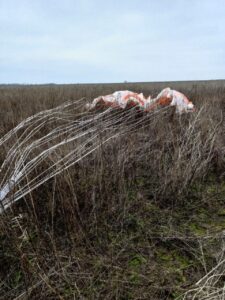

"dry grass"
[0, 81, 225, 299]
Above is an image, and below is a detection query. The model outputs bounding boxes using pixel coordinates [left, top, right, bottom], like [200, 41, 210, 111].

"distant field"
[0, 80, 225, 134]
[0, 81, 225, 299]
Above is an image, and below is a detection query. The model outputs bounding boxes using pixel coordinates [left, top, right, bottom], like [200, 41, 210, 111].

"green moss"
[188, 223, 207, 236]
[206, 184, 218, 195]
[176, 254, 193, 269]
[129, 254, 147, 268]
[11, 270, 22, 288]
[127, 189, 137, 201]
[129, 271, 141, 284]
[157, 249, 192, 268]
[171, 290, 183, 299]
[128, 254, 147, 285]
[64, 286, 74, 297]
[158, 251, 173, 263]
[210, 219, 225, 231]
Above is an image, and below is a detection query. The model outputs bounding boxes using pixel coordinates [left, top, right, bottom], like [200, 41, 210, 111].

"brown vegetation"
[0, 81, 225, 299]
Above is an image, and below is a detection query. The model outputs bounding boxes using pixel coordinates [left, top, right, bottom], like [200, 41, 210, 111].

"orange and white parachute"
[87, 88, 194, 114]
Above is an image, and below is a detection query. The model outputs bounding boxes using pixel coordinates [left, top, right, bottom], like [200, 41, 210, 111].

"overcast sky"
[1, 0, 225, 83]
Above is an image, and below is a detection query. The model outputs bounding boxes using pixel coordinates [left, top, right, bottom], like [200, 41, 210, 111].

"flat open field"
[0, 80, 225, 299]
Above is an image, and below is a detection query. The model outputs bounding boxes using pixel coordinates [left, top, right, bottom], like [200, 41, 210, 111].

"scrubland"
[0, 80, 225, 299]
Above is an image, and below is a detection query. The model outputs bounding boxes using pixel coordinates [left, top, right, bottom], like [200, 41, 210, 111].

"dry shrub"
[0, 82, 225, 299]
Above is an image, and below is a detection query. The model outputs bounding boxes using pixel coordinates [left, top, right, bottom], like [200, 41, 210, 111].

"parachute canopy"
[87, 88, 194, 114]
